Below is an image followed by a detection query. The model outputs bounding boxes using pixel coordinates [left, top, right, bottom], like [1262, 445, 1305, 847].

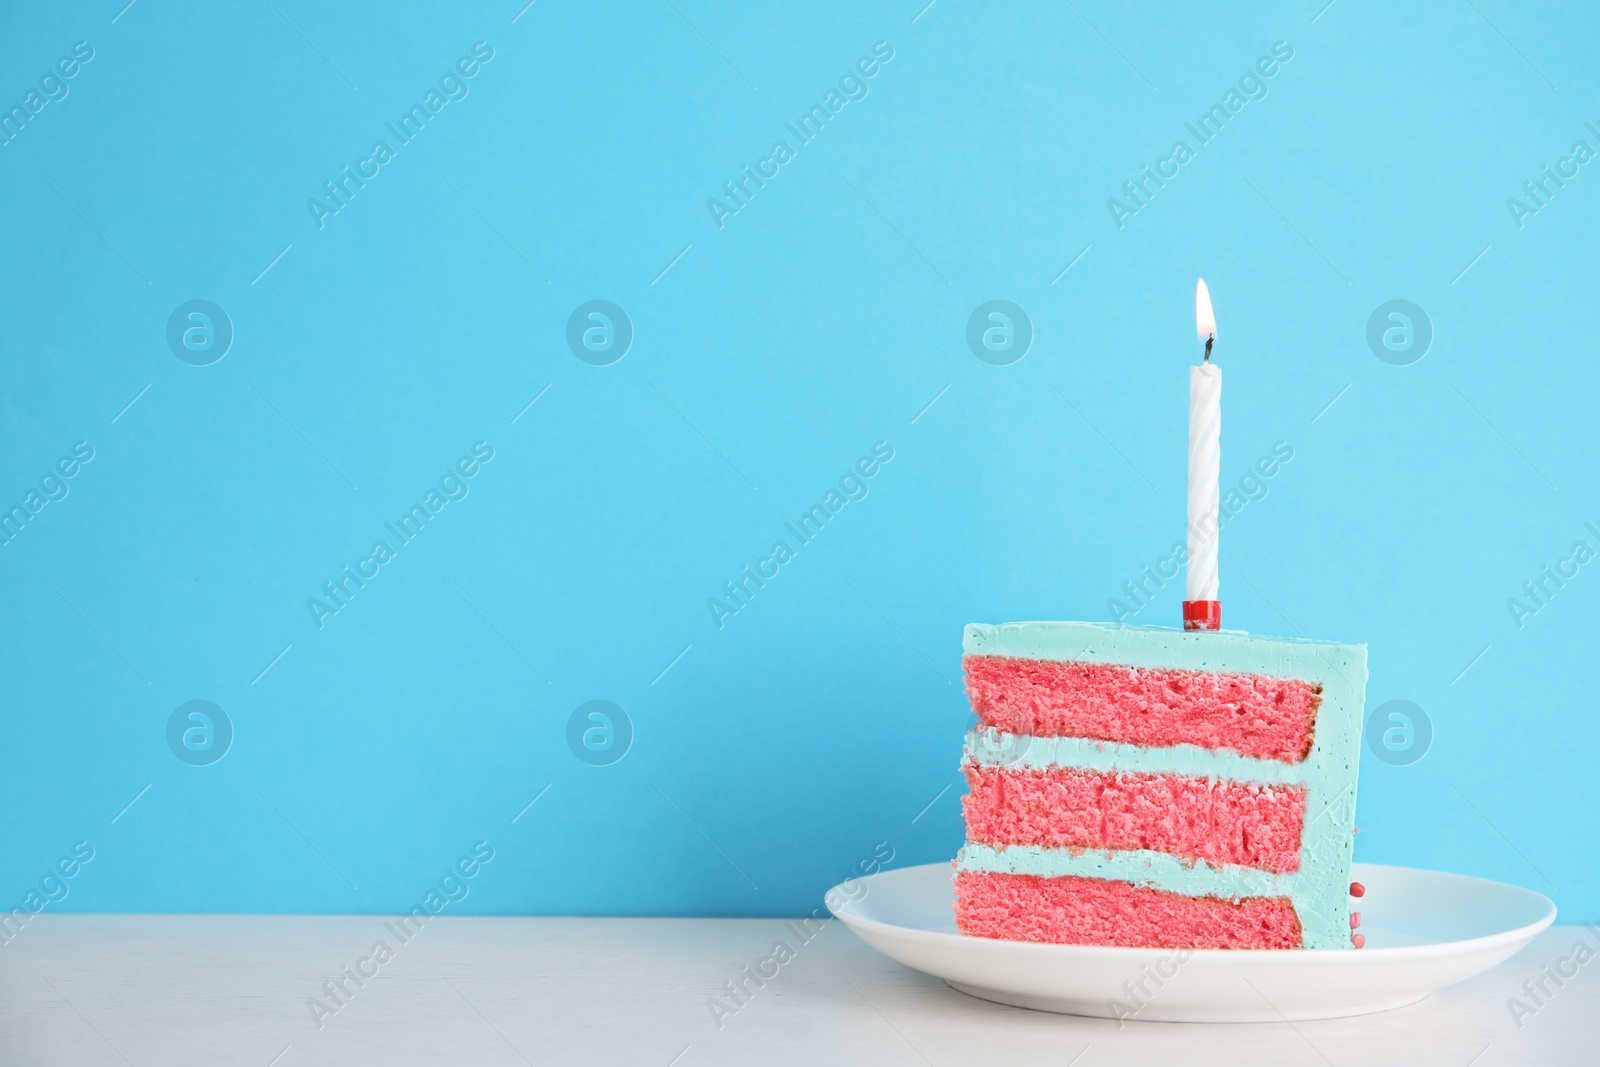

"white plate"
[827, 861, 1554, 1022]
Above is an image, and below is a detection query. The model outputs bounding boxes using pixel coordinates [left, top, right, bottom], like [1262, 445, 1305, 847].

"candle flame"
[1195, 278, 1216, 341]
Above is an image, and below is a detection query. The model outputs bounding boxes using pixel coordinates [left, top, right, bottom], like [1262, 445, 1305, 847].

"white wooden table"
[1, 917, 1594, 1065]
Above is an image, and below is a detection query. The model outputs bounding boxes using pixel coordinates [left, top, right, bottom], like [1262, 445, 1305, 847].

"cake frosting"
[954, 621, 1368, 950]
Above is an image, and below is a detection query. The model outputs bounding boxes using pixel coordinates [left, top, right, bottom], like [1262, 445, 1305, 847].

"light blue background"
[1, 0, 1595, 920]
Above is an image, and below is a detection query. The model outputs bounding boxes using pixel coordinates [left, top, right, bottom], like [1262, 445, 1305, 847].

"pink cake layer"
[954, 871, 1303, 948]
[962, 764, 1306, 873]
[964, 655, 1322, 763]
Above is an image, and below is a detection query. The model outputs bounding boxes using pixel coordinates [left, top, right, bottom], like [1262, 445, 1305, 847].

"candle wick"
[1203, 334, 1214, 363]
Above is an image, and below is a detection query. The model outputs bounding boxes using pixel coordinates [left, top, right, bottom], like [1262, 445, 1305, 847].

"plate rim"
[828, 860, 1557, 963]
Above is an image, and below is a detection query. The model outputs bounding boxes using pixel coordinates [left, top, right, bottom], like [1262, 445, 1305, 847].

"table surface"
[1, 916, 1595, 1066]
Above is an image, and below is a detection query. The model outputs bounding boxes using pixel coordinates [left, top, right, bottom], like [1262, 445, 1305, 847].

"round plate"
[826, 861, 1554, 1022]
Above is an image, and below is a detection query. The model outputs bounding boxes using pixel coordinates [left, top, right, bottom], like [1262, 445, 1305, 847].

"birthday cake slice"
[954, 621, 1367, 949]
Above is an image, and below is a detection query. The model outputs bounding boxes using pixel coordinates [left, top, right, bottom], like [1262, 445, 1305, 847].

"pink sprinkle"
[1350, 911, 1361, 929]
[1349, 881, 1365, 898]
[1351, 933, 1366, 949]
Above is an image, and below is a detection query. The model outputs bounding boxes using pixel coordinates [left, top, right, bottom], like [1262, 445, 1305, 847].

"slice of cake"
[954, 621, 1367, 950]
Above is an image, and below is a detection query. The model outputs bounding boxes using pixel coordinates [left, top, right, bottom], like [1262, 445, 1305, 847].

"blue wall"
[1, 0, 1595, 921]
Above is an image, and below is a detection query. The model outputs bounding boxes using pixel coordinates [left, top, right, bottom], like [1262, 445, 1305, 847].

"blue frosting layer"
[965, 728, 1305, 784]
[957, 842, 1290, 899]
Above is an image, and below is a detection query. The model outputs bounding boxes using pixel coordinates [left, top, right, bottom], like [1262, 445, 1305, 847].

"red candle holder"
[1183, 600, 1221, 631]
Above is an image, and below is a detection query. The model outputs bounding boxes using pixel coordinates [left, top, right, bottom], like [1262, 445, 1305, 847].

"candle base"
[1183, 600, 1221, 631]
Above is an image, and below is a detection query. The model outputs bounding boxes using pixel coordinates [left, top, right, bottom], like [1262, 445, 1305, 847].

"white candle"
[1187, 279, 1220, 608]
